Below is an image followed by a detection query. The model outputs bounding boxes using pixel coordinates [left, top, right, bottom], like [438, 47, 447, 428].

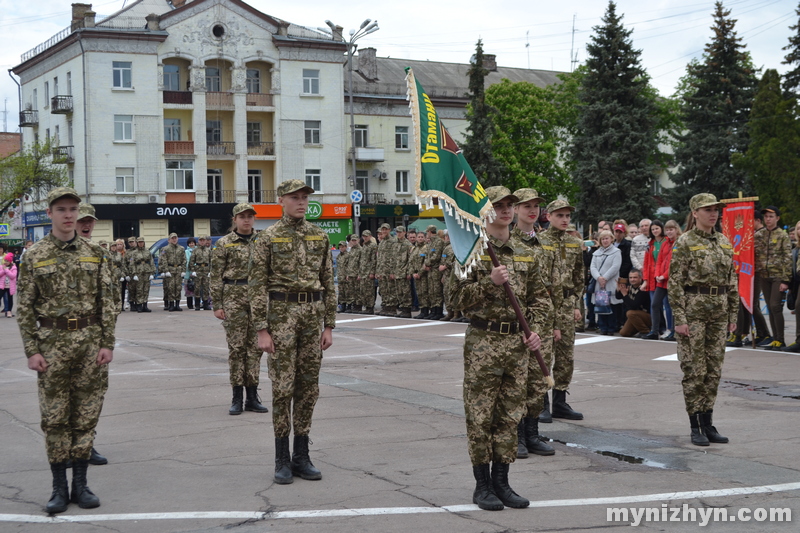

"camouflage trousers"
[463, 326, 529, 465]
[37, 325, 108, 463]
[442, 270, 451, 312]
[394, 277, 412, 308]
[164, 271, 183, 301]
[427, 269, 444, 308]
[379, 277, 396, 307]
[127, 279, 138, 304]
[360, 277, 376, 308]
[267, 299, 324, 438]
[194, 273, 210, 302]
[677, 294, 728, 414]
[416, 273, 429, 308]
[525, 336, 554, 415]
[135, 276, 151, 306]
[222, 285, 262, 386]
[553, 302, 577, 391]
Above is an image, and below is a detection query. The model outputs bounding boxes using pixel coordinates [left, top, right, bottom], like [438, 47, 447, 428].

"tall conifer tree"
[782, 2, 800, 99]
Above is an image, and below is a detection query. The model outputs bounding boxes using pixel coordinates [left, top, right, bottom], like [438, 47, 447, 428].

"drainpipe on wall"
[78, 34, 90, 202]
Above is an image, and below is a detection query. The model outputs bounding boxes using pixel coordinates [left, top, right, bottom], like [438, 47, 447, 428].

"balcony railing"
[366, 192, 386, 204]
[195, 189, 277, 204]
[50, 95, 73, 114]
[248, 189, 277, 204]
[163, 91, 192, 104]
[164, 141, 194, 154]
[19, 109, 38, 126]
[206, 91, 233, 107]
[52, 145, 75, 163]
[207, 142, 235, 156]
[200, 190, 237, 204]
[246, 141, 275, 156]
[245, 92, 273, 107]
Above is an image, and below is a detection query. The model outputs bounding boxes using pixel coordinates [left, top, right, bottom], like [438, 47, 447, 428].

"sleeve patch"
[79, 256, 101, 263]
[34, 259, 57, 268]
[304, 236, 324, 241]
[271, 238, 292, 243]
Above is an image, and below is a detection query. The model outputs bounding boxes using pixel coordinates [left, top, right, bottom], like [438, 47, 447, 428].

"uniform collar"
[282, 213, 306, 228]
[48, 231, 79, 249]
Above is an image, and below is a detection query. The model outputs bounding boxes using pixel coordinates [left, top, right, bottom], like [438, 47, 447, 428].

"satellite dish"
[370, 169, 382, 179]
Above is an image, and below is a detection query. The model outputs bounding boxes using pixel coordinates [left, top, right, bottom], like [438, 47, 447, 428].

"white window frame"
[302, 69, 320, 95]
[164, 118, 181, 141]
[166, 160, 194, 191]
[395, 126, 409, 150]
[114, 115, 134, 142]
[396, 170, 409, 194]
[246, 69, 261, 93]
[66, 72, 72, 95]
[246, 122, 261, 143]
[205, 67, 221, 92]
[113, 61, 133, 89]
[304, 120, 321, 145]
[305, 169, 321, 192]
[355, 125, 368, 148]
[116, 167, 135, 193]
[163, 64, 180, 91]
[53, 77, 59, 97]
[32, 89, 37, 110]
[44, 81, 49, 107]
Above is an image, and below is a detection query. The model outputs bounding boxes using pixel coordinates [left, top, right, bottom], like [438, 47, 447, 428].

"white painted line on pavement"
[4, 480, 800, 523]
[574, 336, 618, 345]
[336, 316, 391, 324]
[655, 347, 738, 361]
[376, 322, 451, 330]
[447, 333, 465, 337]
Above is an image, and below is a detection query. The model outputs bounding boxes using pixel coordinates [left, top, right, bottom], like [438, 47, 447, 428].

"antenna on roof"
[570, 13, 578, 72]
[526, 31, 530, 69]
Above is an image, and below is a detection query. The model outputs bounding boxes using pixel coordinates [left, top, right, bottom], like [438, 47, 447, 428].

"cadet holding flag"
[669, 193, 738, 446]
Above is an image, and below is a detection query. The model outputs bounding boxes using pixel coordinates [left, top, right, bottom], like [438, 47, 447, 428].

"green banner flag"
[405, 68, 493, 276]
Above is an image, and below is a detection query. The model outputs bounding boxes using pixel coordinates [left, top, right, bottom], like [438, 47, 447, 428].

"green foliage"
[733, 69, 800, 225]
[570, 1, 661, 224]
[667, 1, 758, 219]
[782, 2, 800, 99]
[0, 138, 69, 218]
[462, 39, 505, 187]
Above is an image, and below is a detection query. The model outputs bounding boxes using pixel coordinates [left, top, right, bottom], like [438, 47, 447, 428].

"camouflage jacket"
[336, 249, 349, 279]
[131, 248, 156, 277]
[249, 214, 336, 331]
[189, 245, 213, 274]
[110, 250, 125, 279]
[394, 239, 412, 276]
[376, 236, 397, 277]
[16, 233, 116, 358]
[440, 243, 454, 272]
[668, 228, 739, 326]
[512, 228, 556, 333]
[159, 243, 186, 274]
[409, 241, 426, 275]
[358, 240, 378, 277]
[754, 226, 792, 282]
[210, 231, 258, 310]
[424, 236, 444, 269]
[343, 247, 359, 278]
[539, 227, 584, 328]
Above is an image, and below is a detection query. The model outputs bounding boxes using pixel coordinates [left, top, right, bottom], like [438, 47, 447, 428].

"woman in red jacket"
[642, 220, 665, 339]
[653, 220, 682, 341]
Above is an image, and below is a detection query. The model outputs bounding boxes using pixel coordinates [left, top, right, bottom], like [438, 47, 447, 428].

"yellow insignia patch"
[565, 243, 579, 248]
[304, 236, 324, 241]
[79, 257, 101, 263]
[34, 259, 57, 268]
[479, 255, 491, 261]
[224, 242, 243, 247]
[271, 238, 292, 243]
[513, 256, 534, 262]
[689, 245, 707, 251]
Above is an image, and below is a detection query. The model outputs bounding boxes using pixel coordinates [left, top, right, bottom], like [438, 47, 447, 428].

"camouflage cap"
[98, 239, 108, 246]
[128, 236, 136, 242]
[426, 225, 439, 233]
[567, 224, 577, 232]
[395, 226, 406, 233]
[47, 187, 81, 206]
[546, 198, 575, 213]
[513, 188, 544, 205]
[485, 186, 519, 205]
[277, 179, 314, 197]
[232, 203, 256, 217]
[379, 223, 392, 231]
[168, 232, 178, 239]
[77, 203, 97, 220]
[689, 193, 723, 211]
[137, 236, 146, 242]
[202, 235, 211, 241]
[361, 230, 372, 237]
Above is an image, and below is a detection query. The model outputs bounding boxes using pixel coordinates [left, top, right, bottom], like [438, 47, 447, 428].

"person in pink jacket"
[0, 252, 17, 317]
[652, 220, 682, 341]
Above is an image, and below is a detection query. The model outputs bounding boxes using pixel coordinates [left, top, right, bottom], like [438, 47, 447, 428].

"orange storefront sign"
[252, 203, 352, 219]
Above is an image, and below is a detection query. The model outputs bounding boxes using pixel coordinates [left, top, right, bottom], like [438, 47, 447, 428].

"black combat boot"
[291, 435, 322, 480]
[523, 417, 555, 456]
[690, 413, 710, 446]
[89, 447, 108, 465]
[195, 299, 203, 310]
[397, 307, 412, 318]
[490, 462, 529, 508]
[173, 300, 182, 311]
[46, 462, 69, 514]
[363, 306, 374, 315]
[516, 422, 529, 459]
[700, 411, 728, 443]
[439, 310, 454, 321]
[139, 303, 151, 313]
[539, 394, 552, 423]
[167, 301, 175, 312]
[472, 464, 503, 511]
[229, 386, 244, 415]
[415, 307, 430, 319]
[203, 301, 212, 311]
[428, 307, 444, 320]
[551, 389, 583, 420]
[244, 386, 269, 413]
[186, 296, 194, 310]
[274, 437, 293, 484]
[70, 459, 100, 509]
[131, 303, 140, 312]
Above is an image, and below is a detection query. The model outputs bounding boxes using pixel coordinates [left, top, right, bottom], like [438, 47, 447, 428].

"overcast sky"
[0, 0, 796, 132]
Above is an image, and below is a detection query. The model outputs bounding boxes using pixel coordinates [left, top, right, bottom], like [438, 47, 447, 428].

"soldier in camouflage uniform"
[669, 193, 738, 446]
[450, 186, 543, 511]
[538, 199, 585, 422]
[340, 235, 356, 312]
[423, 225, 445, 319]
[438, 231, 456, 321]
[411, 231, 430, 318]
[159, 233, 185, 311]
[250, 179, 336, 485]
[133, 237, 155, 313]
[17, 187, 116, 513]
[751, 206, 792, 349]
[376, 223, 397, 315]
[512, 188, 556, 457]
[336, 241, 349, 312]
[125, 236, 138, 310]
[210, 203, 267, 416]
[357, 230, 377, 314]
[190, 235, 213, 310]
[393, 226, 414, 318]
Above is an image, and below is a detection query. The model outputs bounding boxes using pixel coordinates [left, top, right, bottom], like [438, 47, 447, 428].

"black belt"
[684, 285, 728, 295]
[223, 279, 249, 285]
[270, 291, 322, 303]
[196, 263, 209, 267]
[563, 289, 575, 298]
[470, 318, 520, 335]
[39, 316, 101, 330]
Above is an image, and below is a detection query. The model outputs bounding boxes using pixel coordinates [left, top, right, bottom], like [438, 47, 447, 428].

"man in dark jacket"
[613, 222, 633, 328]
[616, 269, 651, 337]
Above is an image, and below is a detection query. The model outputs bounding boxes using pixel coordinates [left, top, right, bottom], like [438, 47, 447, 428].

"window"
[206, 120, 222, 143]
[356, 170, 369, 195]
[68, 121, 73, 145]
[395, 126, 409, 149]
[207, 169, 222, 202]
[67, 72, 72, 95]
[164, 118, 181, 141]
[305, 169, 321, 191]
[44, 82, 49, 106]
[246, 122, 261, 143]
[116, 167, 134, 192]
[248, 169, 263, 203]
[246, 69, 260, 93]
[113, 61, 132, 88]
[304, 120, 320, 144]
[114, 115, 133, 141]
[53, 77, 59, 97]
[205, 67, 220, 92]
[163, 65, 180, 91]
[303, 69, 319, 94]
[166, 160, 194, 190]
[396, 170, 409, 193]
[32, 89, 37, 110]
[355, 125, 368, 148]
[54, 125, 60, 146]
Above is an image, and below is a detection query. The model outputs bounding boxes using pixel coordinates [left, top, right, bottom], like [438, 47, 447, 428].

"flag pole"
[485, 242, 554, 388]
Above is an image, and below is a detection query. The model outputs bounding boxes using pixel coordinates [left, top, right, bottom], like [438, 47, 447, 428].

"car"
[148, 236, 223, 274]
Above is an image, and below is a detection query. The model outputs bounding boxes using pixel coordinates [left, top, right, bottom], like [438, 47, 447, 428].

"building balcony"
[164, 141, 194, 155]
[246, 141, 275, 156]
[248, 189, 277, 204]
[50, 95, 73, 114]
[52, 145, 74, 163]
[245, 92, 273, 107]
[207, 142, 235, 156]
[366, 192, 386, 204]
[351, 147, 385, 162]
[163, 91, 193, 105]
[19, 110, 38, 127]
[197, 190, 237, 204]
[206, 91, 234, 108]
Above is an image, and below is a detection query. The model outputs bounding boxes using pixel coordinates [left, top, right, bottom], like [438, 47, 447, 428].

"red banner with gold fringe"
[721, 201, 755, 313]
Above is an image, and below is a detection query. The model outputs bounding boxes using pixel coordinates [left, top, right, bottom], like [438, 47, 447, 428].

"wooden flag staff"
[485, 242, 554, 388]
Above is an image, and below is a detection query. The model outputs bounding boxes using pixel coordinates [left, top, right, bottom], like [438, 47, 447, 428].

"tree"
[782, 2, 800, 99]
[667, 1, 758, 218]
[0, 138, 69, 218]
[462, 39, 505, 187]
[570, 1, 660, 224]
[733, 69, 800, 224]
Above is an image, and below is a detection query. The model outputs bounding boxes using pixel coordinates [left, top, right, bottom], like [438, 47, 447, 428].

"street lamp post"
[324, 19, 379, 237]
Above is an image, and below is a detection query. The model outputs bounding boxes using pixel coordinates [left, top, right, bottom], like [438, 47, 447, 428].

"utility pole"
[526, 30, 530, 70]
[570, 14, 578, 72]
